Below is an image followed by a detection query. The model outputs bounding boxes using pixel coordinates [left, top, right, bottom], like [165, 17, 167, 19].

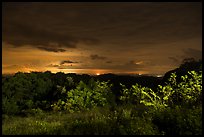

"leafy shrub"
[2, 72, 53, 115]
[175, 71, 202, 106]
[120, 71, 202, 110]
[119, 83, 142, 104]
[51, 78, 113, 113]
[158, 71, 202, 107]
[2, 73, 33, 114]
[2, 97, 20, 115]
[119, 83, 168, 110]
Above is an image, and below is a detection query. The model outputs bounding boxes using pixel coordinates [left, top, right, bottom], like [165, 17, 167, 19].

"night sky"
[2, 2, 202, 75]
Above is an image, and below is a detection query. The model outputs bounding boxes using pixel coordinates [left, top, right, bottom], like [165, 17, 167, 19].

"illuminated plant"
[51, 78, 113, 113]
[167, 71, 202, 106]
[120, 71, 202, 110]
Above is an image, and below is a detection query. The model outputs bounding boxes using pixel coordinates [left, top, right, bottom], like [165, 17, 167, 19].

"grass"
[2, 106, 160, 135]
[3, 113, 63, 135]
[2, 105, 202, 135]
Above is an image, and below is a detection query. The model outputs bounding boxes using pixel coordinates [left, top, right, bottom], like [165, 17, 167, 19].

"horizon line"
[2, 71, 164, 77]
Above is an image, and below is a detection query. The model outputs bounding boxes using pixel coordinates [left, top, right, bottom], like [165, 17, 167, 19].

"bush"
[2, 97, 20, 115]
[120, 71, 202, 110]
[51, 78, 114, 113]
[119, 83, 168, 110]
[2, 72, 53, 115]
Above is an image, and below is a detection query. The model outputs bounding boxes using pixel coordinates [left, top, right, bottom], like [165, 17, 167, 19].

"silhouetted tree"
[162, 58, 202, 85]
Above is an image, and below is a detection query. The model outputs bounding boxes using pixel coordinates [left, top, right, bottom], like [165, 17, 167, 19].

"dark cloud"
[183, 48, 202, 60]
[37, 46, 66, 52]
[106, 61, 112, 64]
[47, 64, 60, 67]
[54, 59, 145, 71]
[60, 60, 79, 65]
[2, 3, 100, 52]
[107, 61, 145, 71]
[2, 21, 78, 49]
[168, 48, 202, 65]
[46, 60, 79, 69]
[90, 54, 107, 60]
[2, 21, 99, 52]
[3, 2, 201, 51]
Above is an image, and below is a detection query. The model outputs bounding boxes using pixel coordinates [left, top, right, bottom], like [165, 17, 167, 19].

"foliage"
[120, 71, 202, 110]
[119, 83, 142, 104]
[159, 71, 202, 107]
[2, 72, 53, 115]
[2, 97, 19, 115]
[119, 83, 168, 110]
[175, 71, 202, 106]
[51, 78, 113, 113]
[152, 105, 202, 135]
[2, 72, 33, 114]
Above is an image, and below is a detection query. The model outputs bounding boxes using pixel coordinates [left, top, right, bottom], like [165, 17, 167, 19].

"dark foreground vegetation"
[2, 58, 202, 135]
